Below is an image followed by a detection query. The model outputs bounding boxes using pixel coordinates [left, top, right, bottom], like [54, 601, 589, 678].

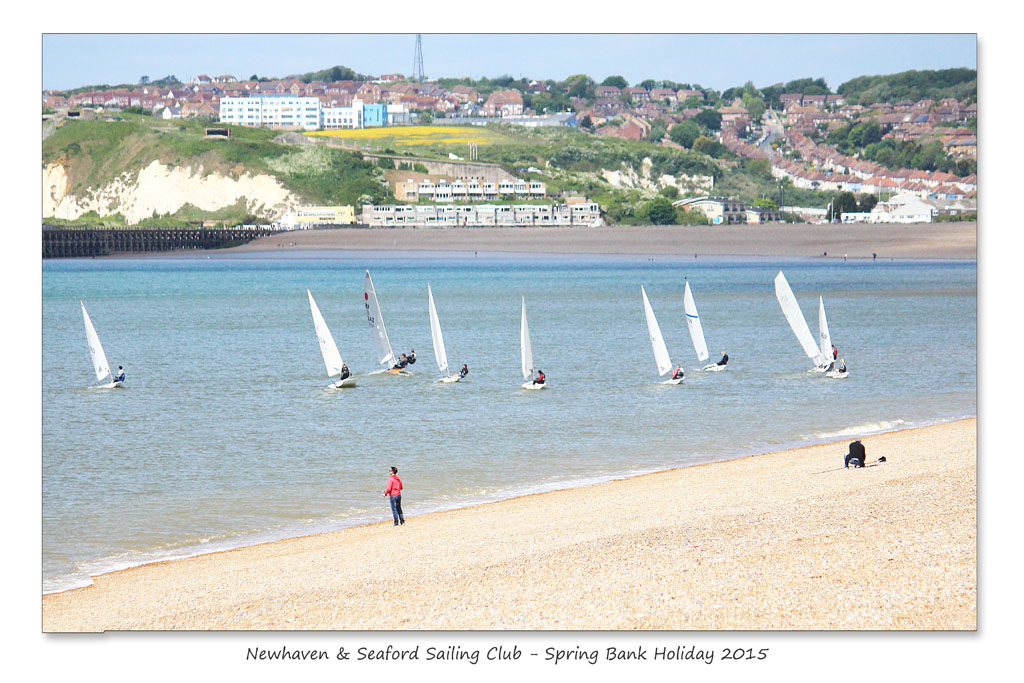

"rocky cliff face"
[43, 160, 299, 224]
[600, 158, 714, 194]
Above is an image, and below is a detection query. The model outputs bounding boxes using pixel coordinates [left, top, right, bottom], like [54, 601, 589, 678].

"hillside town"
[43, 67, 977, 227]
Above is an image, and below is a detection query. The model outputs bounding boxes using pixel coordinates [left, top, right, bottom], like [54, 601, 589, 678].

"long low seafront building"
[295, 205, 358, 226]
[362, 202, 601, 227]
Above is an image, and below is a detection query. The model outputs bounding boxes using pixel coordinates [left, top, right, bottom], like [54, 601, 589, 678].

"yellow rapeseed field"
[306, 125, 501, 146]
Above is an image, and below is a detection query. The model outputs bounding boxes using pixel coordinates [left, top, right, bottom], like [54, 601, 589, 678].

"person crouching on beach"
[845, 440, 866, 469]
[384, 466, 404, 526]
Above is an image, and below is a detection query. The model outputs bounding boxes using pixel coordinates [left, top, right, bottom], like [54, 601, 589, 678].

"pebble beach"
[42, 418, 976, 631]
[225, 222, 977, 260]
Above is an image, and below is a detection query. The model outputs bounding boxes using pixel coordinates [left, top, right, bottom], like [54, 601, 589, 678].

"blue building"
[363, 103, 388, 127]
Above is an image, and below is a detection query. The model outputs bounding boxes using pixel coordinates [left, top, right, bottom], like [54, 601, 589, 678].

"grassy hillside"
[43, 114, 391, 209]
[44, 114, 834, 226]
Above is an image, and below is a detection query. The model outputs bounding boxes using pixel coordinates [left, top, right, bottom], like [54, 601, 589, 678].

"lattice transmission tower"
[413, 34, 425, 82]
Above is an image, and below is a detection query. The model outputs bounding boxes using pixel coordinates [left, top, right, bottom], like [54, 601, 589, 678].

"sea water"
[42, 252, 976, 592]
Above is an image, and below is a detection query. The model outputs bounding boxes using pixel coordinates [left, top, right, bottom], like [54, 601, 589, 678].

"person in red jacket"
[384, 466, 404, 526]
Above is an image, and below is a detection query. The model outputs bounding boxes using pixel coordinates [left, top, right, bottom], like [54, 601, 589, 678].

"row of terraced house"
[776, 128, 977, 200]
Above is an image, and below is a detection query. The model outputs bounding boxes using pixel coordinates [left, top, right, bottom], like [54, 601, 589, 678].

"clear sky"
[42, 34, 977, 92]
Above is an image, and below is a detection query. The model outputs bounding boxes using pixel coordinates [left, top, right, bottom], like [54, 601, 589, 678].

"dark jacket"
[845, 440, 866, 468]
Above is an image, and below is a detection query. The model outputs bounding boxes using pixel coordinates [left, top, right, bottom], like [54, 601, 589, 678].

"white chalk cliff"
[43, 160, 299, 224]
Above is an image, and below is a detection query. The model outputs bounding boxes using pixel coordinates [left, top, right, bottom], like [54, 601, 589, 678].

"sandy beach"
[43, 418, 976, 631]
[226, 222, 976, 259]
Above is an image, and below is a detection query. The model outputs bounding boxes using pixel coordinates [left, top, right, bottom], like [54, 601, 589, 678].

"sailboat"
[308, 290, 355, 388]
[81, 302, 122, 388]
[819, 296, 849, 378]
[520, 297, 545, 389]
[641, 286, 683, 385]
[774, 271, 827, 372]
[683, 281, 724, 372]
[363, 270, 407, 374]
[428, 284, 460, 383]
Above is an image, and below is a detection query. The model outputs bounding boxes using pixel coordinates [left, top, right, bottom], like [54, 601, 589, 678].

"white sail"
[81, 302, 111, 383]
[818, 296, 833, 366]
[308, 290, 344, 378]
[364, 270, 396, 369]
[774, 271, 824, 366]
[520, 297, 533, 381]
[427, 284, 449, 376]
[641, 286, 673, 376]
[683, 281, 710, 363]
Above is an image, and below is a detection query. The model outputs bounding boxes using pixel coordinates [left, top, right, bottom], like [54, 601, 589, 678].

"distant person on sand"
[114, 365, 125, 382]
[533, 369, 546, 385]
[672, 365, 685, 380]
[459, 364, 469, 379]
[384, 466, 404, 526]
[845, 440, 866, 469]
[716, 352, 729, 367]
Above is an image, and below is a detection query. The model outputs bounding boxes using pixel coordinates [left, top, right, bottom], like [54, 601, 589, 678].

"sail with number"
[774, 271, 824, 366]
[641, 286, 673, 376]
[683, 281, 710, 363]
[818, 296, 833, 366]
[428, 284, 449, 377]
[308, 290, 344, 378]
[81, 302, 111, 383]
[364, 270, 396, 369]
[520, 297, 533, 381]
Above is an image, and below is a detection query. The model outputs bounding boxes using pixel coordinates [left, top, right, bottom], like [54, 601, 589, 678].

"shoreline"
[43, 417, 977, 630]
[216, 222, 977, 260]
[42, 413, 964, 597]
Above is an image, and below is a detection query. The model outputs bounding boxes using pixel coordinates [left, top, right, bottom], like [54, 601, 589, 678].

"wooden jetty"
[42, 224, 279, 258]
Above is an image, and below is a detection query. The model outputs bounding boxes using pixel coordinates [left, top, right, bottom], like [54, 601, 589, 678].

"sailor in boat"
[837, 358, 847, 374]
[532, 370, 546, 385]
[339, 363, 350, 381]
[407, 349, 416, 365]
[671, 365, 685, 380]
[392, 353, 409, 370]
[716, 352, 729, 367]
[458, 364, 469, 379]
[832, 344, 838, 362]
[114, 365, 125, 383]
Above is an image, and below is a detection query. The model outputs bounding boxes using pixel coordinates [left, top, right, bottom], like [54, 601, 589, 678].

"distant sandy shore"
[43, 418, 976, 631]
[224, 222, 976, 259]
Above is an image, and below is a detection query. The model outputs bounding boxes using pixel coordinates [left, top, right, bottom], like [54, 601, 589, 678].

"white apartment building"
[396, 177, 546, 202]
[322, 100, 364, 129]
[219, 94, 321, 130]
